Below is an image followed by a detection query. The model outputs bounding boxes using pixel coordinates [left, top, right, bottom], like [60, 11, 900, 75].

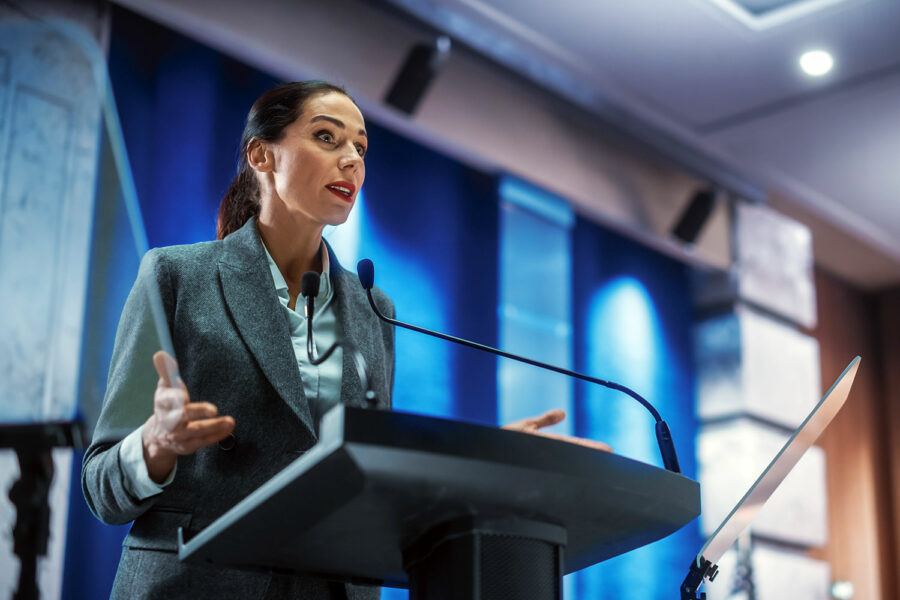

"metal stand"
[680, 554, 719, 600]
[1, 422, 84, 600]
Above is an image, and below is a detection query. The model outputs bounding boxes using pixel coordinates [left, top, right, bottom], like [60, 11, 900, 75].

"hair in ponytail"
[217, 159, 261, 240]
[216, 81, 357, 240]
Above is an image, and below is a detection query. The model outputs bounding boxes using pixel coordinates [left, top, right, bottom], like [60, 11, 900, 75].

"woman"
[83, 81, 605, 600]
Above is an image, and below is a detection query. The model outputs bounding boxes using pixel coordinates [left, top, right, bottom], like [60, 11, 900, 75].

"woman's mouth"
[325, 182, 355, 202]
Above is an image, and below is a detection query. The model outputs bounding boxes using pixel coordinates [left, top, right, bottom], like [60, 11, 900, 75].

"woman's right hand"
[142, 351, 236, 483]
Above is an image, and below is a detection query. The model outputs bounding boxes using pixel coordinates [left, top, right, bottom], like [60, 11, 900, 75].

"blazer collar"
[217, 217, 382, 434]
[218, 217, 315, 437]
[325, 240, 381, 410]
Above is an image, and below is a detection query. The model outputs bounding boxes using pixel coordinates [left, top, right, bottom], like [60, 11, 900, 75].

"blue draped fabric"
[571, 218, 702, 599]
[356, 132, 499, 423]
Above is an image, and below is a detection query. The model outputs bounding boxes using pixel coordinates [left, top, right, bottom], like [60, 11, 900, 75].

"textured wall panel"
[696, 305, 821, 428]
[704, 542, 830, 600]
[0, 22, 101, 422]
[698, 418, 828, 547]
[752, 543, 831, 600]
[0, 89, 70, 419]
[735, 202, 816, 329]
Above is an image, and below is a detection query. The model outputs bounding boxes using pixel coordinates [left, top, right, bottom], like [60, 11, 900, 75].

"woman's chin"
[324, 206, 353, 227]
[271, 203, 353, 230]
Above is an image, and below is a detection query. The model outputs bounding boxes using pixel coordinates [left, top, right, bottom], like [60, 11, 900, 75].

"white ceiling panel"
[385, 0, 900, 287]
[709, 71, 900, 250]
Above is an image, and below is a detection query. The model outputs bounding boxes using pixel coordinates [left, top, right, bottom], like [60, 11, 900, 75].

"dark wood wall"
[809, 271, 899, 600]
[877, 286, 900, 597]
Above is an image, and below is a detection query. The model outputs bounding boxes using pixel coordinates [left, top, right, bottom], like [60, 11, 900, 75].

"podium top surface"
[179, 405, 699, 587]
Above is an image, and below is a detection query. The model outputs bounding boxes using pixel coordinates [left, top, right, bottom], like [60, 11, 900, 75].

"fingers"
[152, 353, 195, 425]
[182, 402, 219, 421]
[155, 401, 219, 429]
[528, 409, 566, 430]
[154, 387, 188, 411]
[179, 416, 234, 441]
[147, 353, 234, 457]
[162, 416, 235, 455]
[500, 409, 567, 433]
[153, 351, 184, 390]
[500, 409, 613, 453]
[155, 398, 222, 428]
[153, 377, 221, 424]
[177, 430, 233, 453]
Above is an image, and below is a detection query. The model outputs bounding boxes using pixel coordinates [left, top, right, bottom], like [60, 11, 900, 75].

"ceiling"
[381, 0, 900, 289]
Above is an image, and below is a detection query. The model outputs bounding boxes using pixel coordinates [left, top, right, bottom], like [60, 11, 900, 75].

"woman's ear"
[247, 139, 273, 173]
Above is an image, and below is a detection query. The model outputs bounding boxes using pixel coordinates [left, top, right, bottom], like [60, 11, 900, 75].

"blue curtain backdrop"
[63, 5, 698, 599]
[356, 137, 499, 423]
[571, 217, 702, 598]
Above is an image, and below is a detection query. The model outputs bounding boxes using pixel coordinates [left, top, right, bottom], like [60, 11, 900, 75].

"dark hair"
[216, 81, 357, 240]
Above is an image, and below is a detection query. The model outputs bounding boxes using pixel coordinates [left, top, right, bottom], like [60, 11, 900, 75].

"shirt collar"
[262, 241, 332, 304]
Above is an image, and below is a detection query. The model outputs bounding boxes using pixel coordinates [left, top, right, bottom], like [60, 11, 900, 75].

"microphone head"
[357, 259, 374, 290]
[301, 271, 321, 298]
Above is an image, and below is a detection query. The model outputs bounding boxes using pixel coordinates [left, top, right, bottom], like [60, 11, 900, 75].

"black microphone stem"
[363, 288, 681, 473]
[302, 274, 377, 408]
[362, 290, 658, 416]
[305, 293, 316, 362]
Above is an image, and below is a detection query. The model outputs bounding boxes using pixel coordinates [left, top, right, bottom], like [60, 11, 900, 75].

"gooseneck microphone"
[300, 271, 378, 408]
[356, 259, 682, 474]
[301, 271, 321, 361]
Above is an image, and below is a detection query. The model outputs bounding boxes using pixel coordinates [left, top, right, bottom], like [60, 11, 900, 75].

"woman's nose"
[339, 147, 362, 171]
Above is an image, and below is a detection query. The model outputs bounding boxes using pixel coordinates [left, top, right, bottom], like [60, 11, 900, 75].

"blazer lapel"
[327, 243, 381, 409]
[218, 219, 315, 437]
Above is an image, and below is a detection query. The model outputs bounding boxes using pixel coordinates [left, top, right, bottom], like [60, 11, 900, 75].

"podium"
[178, 405, 699, 599]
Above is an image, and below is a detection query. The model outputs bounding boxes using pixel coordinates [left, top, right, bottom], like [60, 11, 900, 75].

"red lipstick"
[325, 181, 356, 202]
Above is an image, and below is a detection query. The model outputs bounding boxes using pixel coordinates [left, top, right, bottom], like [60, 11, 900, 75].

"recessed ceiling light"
[799, 50, 834, 76]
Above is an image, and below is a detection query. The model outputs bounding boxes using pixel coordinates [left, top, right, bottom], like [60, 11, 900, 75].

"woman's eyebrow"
[310, 115, 367, 137]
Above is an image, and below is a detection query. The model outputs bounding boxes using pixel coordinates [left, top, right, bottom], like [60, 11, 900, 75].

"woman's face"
[259, 92, 367, 227]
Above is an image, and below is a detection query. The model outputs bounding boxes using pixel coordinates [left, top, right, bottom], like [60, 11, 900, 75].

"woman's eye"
[316, 131, 335, 144]
[355, 144, 367, 157]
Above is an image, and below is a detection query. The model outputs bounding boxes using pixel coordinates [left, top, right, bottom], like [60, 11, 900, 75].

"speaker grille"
[480, 534, 559, 599]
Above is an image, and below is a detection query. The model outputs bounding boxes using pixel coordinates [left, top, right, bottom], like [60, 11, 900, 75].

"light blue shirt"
[119, 243, 343, 499]
[263, 243, 344, 413]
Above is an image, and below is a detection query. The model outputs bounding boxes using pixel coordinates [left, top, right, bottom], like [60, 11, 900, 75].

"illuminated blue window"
[498, 178, 575, 431]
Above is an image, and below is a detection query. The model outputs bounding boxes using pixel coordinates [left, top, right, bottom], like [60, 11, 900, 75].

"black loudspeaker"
[672, 188, 717, 244]
[384, 36, 451, 115]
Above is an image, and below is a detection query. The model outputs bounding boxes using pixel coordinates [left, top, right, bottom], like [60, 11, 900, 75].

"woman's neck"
[256, 206, 324, 293]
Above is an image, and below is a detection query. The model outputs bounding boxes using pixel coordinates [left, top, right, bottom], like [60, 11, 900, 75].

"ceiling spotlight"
[799, 49, 834, 76]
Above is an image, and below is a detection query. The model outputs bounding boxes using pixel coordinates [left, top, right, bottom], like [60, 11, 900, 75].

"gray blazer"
[82, 218, 394, 599]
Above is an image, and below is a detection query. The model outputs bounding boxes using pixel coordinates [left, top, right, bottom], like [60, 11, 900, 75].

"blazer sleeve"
[82, 249, 174, 525]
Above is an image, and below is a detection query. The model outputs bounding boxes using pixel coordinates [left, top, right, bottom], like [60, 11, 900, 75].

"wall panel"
[808, 270, 897, 600]
[876, 285, 900, 595]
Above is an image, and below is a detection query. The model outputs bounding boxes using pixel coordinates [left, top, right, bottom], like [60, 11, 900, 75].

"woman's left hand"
[501, 409, 612, 452]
